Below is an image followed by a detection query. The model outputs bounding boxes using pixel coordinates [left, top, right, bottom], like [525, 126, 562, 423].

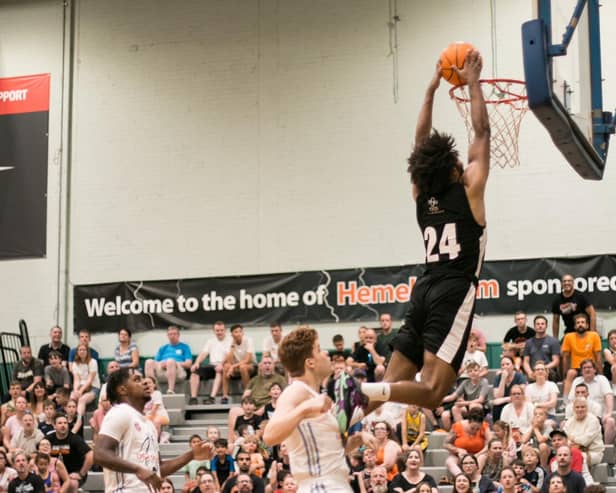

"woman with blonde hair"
[70, 343, 100, 418]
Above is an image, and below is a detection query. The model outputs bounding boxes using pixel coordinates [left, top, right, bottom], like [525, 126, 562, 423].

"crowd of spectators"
[0, 273, 612, 493]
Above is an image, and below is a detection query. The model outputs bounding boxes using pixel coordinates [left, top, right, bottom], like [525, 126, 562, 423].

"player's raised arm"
[414, 62, 442, 146]
[453, 50, 490, 195]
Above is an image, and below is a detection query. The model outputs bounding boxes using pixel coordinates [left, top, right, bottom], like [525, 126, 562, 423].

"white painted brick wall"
[1, 0, 616, 355]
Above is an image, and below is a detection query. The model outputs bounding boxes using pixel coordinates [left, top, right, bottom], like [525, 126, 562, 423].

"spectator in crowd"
[47, 413, 92, 491]
[548, 431, 593, 485]
[54, 388, 70, 413]
[542, 445, 586, 493]
[67, 329, 99, 372]
[330, 335, 351, 360]
[181, 434, 211, 481]
[562, 314, 602, 400]
[196, 471, 217, 493]
[9, 412, 43, 459]
[229, 397, 263, 444]
[562, 398, 605, 467]
[262, 323, 283, 364]
[37, 326, 70, 368]
[43, 352, 70, 399]
[400, 403, 428, 452]
[452, 473, 472, 493]
[1, 382, 23, 427]
[0, 450, 17, 492]
[143, 376, 170, 441]
[460, 454, 496, 493]
[64, 400, 82, 437]
[12, 346, 44, 396]
[7, 452, 45, 493]
[89, 394, 111, 443]
[70, 344, 100, 418]
[367, 465, 388, 493]
[38, 400, 56, 436]
[159, 478, 175, 493]
[500, 384, 535, 435]
[35, 438, 69, 492]
[222, 325, 257, 403]
[546, 475, 567, 493]
[565, 383, 602, 419]
[492, 421, 517, 466]
[210, 438, 234, 489]
[492, 356, 527, 422]
[504, 312, 536, 352]
[351, 326, 367, 354]
[525, 361, 559, 423]
[480, 439, 505, 482]
[3, 397, 28, 451]
[347, 328, 386, 382]
[372, 420, 401, 481]
[442, 361, 490, 428]
[523, 316, 561, 382]
[522, 446, 547, 491]
[568, 358, 616, 445]
[98, 360, 120, 403]
[376, 313, 397, 364]
[29, 383, 47, 424]
[190, 322, 231, 405]
[243, 356, 287, 411]
[145, 325, 193, 395]
[458, 334, 489, 380]
[389, 448, 438, 493]
[444, 408, 492, 477]
[221, 451, 264, 493]
[552, 274, 596, 338]
[34, 452, 60, 493]
[520, 408, 552, 468]
[113, 328, 140, 370]
[499, 467, 518, 493]
[602, 329, 616, 390]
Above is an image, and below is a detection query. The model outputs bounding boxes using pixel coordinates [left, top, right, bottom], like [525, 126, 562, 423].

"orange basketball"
[440, 42, 475, 86]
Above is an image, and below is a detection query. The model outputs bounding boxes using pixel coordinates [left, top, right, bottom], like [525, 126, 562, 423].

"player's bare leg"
[364, 351, 419, 415]
[363, 351, 456, 410]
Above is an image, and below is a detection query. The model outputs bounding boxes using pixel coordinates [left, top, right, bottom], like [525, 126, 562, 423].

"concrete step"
[592, 463, 609, 483]
[162, 393, 187, 409]
[427, 432, 448, 449]
[424, 449, 449, 467]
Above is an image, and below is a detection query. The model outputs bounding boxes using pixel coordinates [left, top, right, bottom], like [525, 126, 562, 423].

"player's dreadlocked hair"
[407, 130, 460, 196]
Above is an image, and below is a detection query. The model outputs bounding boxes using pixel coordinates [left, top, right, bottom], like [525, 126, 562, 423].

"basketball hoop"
[450, 79, 528, 168]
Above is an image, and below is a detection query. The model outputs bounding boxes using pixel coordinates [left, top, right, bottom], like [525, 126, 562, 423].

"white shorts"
[297, 474, 352, 493]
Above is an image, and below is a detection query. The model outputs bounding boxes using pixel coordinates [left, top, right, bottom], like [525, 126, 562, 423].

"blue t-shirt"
[155, 342, 192, 363]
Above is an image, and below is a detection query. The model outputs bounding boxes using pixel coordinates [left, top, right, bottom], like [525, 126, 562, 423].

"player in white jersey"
[94, 368, 213, 493]
[263, 326, 373, 493]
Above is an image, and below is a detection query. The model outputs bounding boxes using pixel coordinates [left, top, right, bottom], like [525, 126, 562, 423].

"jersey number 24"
[424, 223, 461, 262]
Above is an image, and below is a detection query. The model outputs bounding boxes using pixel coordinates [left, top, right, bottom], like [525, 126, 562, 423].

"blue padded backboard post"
[521, 0, 614, 180]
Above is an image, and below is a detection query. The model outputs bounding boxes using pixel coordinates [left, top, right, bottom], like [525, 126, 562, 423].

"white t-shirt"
[72, 360, 101, 389]
[568, 375, 612, 415]
[525, 381, 559, 414]
[231, 336, 256, 363]
[100, 403, 159, 493]
[458, 350, 489, 378]
[262, 335, 281, 362]
[200, 336, 231, 365]
[500, 401, 535, 433]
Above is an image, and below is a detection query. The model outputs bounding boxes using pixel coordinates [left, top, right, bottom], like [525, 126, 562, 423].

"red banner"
[0, 74, 50, 115]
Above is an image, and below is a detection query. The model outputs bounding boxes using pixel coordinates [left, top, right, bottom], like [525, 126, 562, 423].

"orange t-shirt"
[376, 445, 399, 481]
[452, 421, 489, 454]
[562, 331, 601, 369]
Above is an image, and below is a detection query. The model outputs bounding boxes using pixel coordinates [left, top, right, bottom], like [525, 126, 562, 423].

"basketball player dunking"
[263, 326, 374, 493]
[358, 49, 490, 414]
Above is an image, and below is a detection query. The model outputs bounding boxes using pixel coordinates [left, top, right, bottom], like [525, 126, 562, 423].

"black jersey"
[416, 182, 486, 282]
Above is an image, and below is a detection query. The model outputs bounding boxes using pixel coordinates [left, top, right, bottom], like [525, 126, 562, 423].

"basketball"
[440, 41, 475, 86]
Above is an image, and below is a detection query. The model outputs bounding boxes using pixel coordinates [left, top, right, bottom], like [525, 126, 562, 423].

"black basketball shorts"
[392, 272, 477, 373]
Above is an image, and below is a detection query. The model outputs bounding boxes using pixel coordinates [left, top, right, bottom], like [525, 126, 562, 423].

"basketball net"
[450, 79, 528, 168]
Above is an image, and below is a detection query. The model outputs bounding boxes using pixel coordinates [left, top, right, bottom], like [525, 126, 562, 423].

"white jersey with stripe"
[99, 403, 160, 493]
[283, 381, 351, 493]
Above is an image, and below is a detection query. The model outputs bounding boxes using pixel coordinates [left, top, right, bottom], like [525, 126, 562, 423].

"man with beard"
[94, 368, 214, 493]
[221, 452, 264, 493]
[561, 314, 602, 401]
[368, 466, 388, 493]
[552, 274, 596, 338]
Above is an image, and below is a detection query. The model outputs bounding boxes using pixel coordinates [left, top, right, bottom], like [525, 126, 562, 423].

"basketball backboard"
[522, 0, 615, 180]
